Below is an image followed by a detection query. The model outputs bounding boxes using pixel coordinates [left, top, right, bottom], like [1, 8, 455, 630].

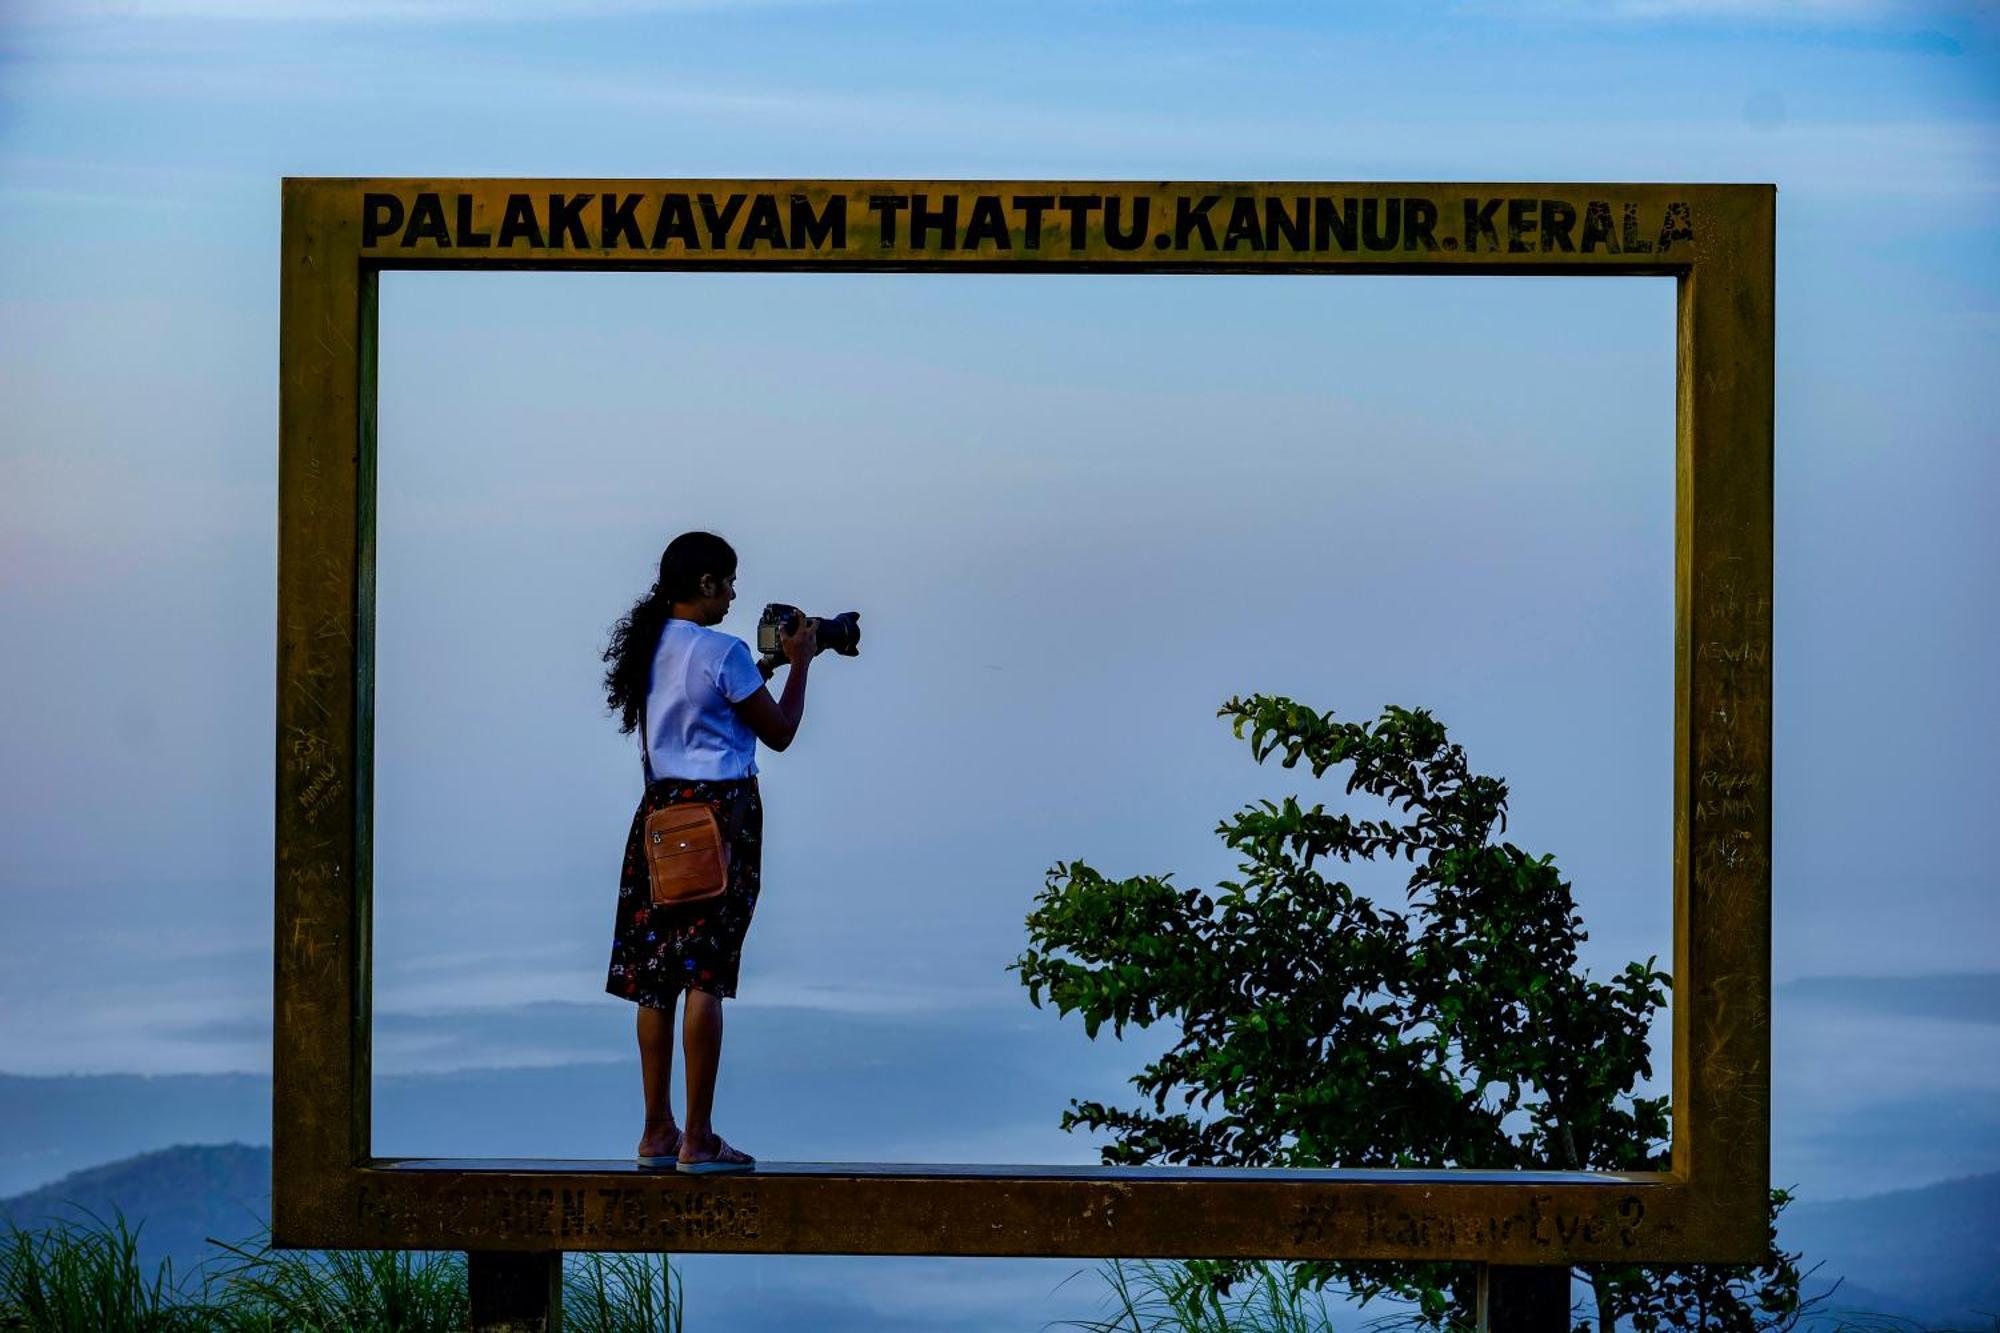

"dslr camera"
[757, 603, 862, 664]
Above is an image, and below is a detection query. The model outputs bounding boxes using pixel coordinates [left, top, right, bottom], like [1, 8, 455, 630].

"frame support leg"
[1476, 1264, 1570, 1332]
[468, 1250, 562, 1332]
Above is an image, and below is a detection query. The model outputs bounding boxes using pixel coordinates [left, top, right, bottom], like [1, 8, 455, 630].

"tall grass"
[1, 1212, 683, 1332]
[1051, 1261, 1999, 1333]
[13, 1213, 1976, 1332]
[0, 1210, 211, 1333]
[565, 1251, 682, 1333]
[205, 1232, 466, 1332]
[1056, 1260, 1345, 1333]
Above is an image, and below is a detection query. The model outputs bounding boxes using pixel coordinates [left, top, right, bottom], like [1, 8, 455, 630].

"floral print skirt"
[605, 774, 763, 1005]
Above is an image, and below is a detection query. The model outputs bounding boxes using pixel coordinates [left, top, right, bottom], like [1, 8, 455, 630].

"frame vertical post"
[1477, 1265, 1571, 1332]
[274, 178, 373, 1245]
[1670, 190, 1776, 1253]
[468, 1251, 563, 1332]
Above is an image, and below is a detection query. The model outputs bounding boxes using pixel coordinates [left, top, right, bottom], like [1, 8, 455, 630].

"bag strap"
[640, 690, 656, 786]
[639, 624, 663, 787]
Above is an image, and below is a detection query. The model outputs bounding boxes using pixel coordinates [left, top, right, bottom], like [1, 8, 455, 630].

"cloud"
[11, 0, 840, 23]
[1456, 0, 1970, 20]
[1781, 973, 2000, 1025]
[5, 31, 1993, 202]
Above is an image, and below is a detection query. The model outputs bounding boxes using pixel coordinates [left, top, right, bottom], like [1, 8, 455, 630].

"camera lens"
[816, 612, 861, 656]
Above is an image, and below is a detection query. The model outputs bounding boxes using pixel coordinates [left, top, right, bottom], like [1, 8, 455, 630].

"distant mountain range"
[0, 1071, 271, 1201]
[5, 1140, 1995, 1329]
[0, 1143, 271, 1278]
[0, 1000, 1140, 1200]
[5, 982, 1998, 1328]
[0, 1140, 1065, 1333]
[1786, 1172, 2000, 1329]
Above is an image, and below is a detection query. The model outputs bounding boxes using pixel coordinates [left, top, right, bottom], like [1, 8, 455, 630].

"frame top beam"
[295, 176, 1765, 274]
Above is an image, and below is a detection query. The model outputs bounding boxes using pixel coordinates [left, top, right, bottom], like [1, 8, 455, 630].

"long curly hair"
[602, 531, 739, 736]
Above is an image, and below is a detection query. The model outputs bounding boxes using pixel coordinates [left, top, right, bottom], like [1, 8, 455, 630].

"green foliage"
[204, 1230, 467, 1332]
[1014, 696, 1800, 1330]
[1, 1212, 681, 1332]
[0, 1209, 212, 1333]
[1056, 1259, 1341, 1333]
[565, 1251, 682, 1333]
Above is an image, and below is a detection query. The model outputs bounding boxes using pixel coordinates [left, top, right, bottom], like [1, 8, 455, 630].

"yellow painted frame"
[276, 178, 1772, 1263]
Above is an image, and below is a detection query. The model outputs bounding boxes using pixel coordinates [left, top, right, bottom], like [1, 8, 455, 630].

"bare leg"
[636, 1001, 680, 1158]
[680, 986, 724, 1143]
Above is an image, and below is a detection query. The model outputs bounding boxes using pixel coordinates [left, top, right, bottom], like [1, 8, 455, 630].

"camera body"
[757, 602, 862, 660]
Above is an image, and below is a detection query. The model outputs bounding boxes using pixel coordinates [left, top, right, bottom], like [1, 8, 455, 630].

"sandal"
[677, 1131, 755, 1175]
[636, 1125, 682, 1168]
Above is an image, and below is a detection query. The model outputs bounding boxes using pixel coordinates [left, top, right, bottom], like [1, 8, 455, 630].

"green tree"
[1013, 695, 1806, 1330]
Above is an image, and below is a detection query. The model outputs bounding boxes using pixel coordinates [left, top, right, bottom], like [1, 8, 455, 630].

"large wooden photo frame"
[275, 178, 1773, 1264]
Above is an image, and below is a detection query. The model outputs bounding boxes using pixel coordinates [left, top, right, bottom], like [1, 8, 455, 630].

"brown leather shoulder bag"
[639, 685, 731, 908]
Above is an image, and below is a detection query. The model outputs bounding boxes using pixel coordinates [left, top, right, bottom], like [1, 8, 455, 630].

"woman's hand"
[781, 615, 818, 668]
[739, 617, 816, 751]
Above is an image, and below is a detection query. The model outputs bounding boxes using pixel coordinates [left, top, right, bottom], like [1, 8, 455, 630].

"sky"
[2, 0, 1997, 1206]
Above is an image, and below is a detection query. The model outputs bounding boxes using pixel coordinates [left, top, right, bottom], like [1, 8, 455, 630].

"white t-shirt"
[642, 619, 765, 782]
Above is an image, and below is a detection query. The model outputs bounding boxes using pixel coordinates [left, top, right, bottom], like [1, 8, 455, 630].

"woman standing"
[601, 531, 815, 1173]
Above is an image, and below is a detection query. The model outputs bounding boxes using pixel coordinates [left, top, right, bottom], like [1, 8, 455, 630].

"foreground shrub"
[1060, 1259, 1342, 1333]
[0, 1211, 211, 1333]
[565, 1251, 682, 1333]
[206, 1232, 466, 1332]
[1017, 696, 1807, 1329]
[2, 1212, 682, 1332]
